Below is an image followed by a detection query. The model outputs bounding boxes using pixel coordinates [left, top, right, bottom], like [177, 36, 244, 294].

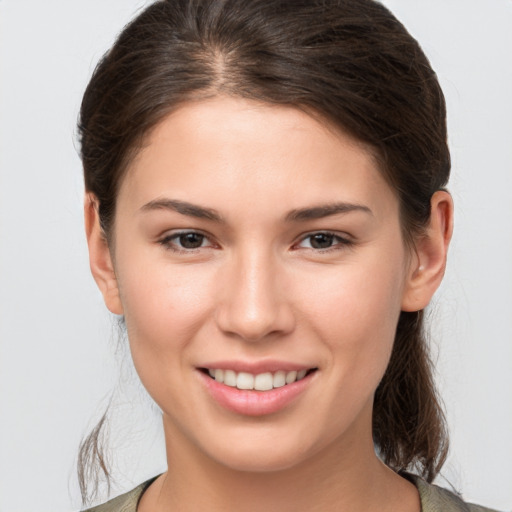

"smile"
[199, 366, 318, 416]
[206, 368, 313, 391]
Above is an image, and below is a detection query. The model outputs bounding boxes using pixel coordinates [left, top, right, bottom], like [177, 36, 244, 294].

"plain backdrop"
[0, 1, 511, 511]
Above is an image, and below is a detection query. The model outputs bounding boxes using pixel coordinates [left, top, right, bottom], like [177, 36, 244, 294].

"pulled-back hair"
[78, 0, 449, 504]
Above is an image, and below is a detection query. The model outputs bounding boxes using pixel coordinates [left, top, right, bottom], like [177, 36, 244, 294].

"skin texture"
[85, 97, 453, 512]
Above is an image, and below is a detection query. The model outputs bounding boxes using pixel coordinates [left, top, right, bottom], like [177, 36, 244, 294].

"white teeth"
[224, 369, 237, 387]
[236, 372, 254, 390]
[207, 368, 312, 390]
[297, 369, 307, 380]
[273, 370, 286, 388]
[285, 370, 297, 384]
[254, 372, 273, 391]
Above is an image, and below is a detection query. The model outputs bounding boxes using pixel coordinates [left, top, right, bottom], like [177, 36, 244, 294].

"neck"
[138, 414, 420, 512]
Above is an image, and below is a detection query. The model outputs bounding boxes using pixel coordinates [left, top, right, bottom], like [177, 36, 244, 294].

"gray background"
[0, 1, 511, 510]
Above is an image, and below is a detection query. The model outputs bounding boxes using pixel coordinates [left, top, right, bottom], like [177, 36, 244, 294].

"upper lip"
[198, 360, 317, 374]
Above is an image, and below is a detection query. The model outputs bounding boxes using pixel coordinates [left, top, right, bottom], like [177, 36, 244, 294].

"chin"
[212, 448, 307, 473]
[198, 429, 318, 474]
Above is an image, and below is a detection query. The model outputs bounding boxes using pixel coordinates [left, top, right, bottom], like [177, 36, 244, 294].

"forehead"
[118, 96, 397, 221]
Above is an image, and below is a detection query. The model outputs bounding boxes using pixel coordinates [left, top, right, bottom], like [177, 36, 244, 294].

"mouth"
[198, 365, 318, 416]
[200, 367, 318, 391]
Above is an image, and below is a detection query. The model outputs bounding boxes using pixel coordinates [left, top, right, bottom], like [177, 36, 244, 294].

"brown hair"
[78, 0, 449, 503]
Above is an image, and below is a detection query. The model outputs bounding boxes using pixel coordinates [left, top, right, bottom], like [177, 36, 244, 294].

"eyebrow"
[140, 198, 372, 223]
[140, 198, 224, 222]
[285, 202, 373, 221]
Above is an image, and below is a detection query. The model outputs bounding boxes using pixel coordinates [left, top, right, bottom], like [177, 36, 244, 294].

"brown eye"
[159, 231, 212, 252]
[295, 232, 352, 252]
[178, 232, 206, 249]
[309, 233, 335, 249]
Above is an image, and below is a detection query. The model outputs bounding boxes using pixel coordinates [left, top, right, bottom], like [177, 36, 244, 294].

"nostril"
[214, 288, 296, 343]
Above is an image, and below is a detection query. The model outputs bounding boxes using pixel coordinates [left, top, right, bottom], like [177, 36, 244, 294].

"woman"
[78, 0, 498, 510]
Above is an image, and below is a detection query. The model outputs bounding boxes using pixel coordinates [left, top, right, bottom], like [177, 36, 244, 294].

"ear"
[84, 193, 124, 315]
[401, 190, 454, 312]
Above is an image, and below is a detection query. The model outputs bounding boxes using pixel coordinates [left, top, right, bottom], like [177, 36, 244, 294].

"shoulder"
[407, 474, 501, 512]
[81, 478, 156, 512]
[81, 474, 502, 512]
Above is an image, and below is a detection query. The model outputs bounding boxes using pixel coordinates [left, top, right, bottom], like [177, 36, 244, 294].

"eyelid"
[158, 229, 217, 252]
[156, 229, 354, 254]
[292, 230, 354, 251]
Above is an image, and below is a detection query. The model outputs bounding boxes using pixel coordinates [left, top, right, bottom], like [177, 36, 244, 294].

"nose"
[214, 249, 295, 342]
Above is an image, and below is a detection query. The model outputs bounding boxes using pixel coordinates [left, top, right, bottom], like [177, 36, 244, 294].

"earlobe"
[84, 193, 124, 315]
[401, 190, 454, 312]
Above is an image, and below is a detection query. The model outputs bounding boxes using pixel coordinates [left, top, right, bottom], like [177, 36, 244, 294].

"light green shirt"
[83, 474, 500, 512]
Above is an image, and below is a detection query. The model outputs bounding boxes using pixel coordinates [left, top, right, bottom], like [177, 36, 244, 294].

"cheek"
[298, 255, 404, 330]
[114, 256, 216, 370]
[293, 253, 406, 384]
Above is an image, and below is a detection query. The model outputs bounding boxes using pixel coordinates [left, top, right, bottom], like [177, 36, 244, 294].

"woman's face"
[105, 97, 416, 472]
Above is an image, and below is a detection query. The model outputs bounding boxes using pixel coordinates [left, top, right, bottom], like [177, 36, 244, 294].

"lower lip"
[199, 370, 315, 416]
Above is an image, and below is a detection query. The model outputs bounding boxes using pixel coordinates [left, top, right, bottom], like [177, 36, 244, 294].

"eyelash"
[158, 230, 353, 254]
[293, 231, 353, 252]
[158, 230, 214, 253]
